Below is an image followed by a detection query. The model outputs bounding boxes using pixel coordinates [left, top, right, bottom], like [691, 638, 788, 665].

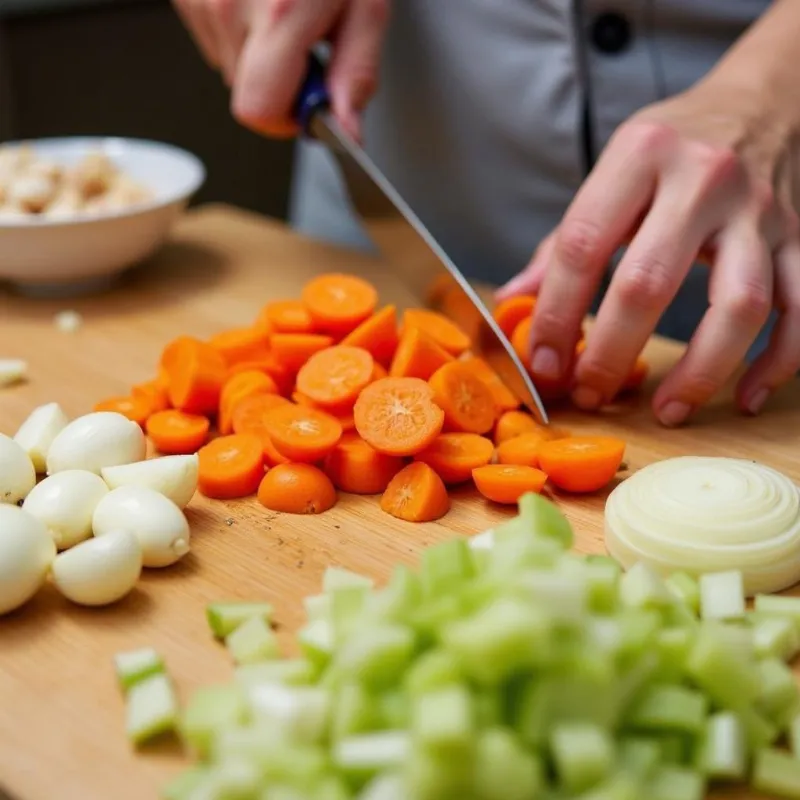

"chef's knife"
[294, 53, 549, 425]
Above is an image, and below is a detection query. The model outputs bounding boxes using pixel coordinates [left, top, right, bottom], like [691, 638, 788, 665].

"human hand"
[172, 0, 390, 140]
[499, 81, 800, 426]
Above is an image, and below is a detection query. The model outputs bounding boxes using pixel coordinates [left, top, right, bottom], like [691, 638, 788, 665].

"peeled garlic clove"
[46, 412, 146, 476]
[0, 505, 56, 614]
[0, 359, 27, 387]
[14, 401, 70, 473]
[0, 433, 36, 504]
[23, 469, 109, 550]
[101, 454, 198, 509]
[52, 528, 142, 606]
[92, 485, 190, 568]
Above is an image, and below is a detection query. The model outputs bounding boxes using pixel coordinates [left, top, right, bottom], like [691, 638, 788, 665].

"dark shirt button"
[590, 12, 632, 55]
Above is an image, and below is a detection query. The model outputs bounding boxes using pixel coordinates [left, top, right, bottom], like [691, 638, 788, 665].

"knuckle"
[679, 372, 722, 402]
[554, 219, 602, 276]
[691, 143, 740, 196]
[723, 280, 772, 327]
[615, 257, 676, 310]
[576, 357, 626, 391]
[531, 307, 569, 338]
[620, 119, 677, 157]
[750, 179, 778, 220]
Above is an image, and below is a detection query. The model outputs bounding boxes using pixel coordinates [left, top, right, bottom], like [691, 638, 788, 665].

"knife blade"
[294, 53, 548, 425]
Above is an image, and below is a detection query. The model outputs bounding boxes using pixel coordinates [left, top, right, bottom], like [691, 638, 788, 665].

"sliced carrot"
[301, 273, 378, 336]
[371, 362, 388, 381]
[510, 315, 532, 364]
[389, 328, 454, 381]
[296, 345, 374, 408]
[230, 393, 292, 435]
[159, 334, 204, 375]
[292, 391, 357, 432]
[219, 371, 279, 435]
[472, 464, 548, 504]
[494, 410, 543, 444]
[146, 409, 210, 455]
[94, 395, 156, 428]
[262, 404, 343, 463]
[132, 379, 171, 413]
[354, 377, 445, 457]
[271, 333, 335, 374]
[209, 326, 271, 366]
[197, 434, 265, 499]
[415, 433, 494, 485]
[256, 300, 315, 334]
[621, 357, 649, 393]
[380, 462, 450, 522]
[257, 464, 337, 514]
[401, 308, 471, 357]
[227, 355, 292, 394]
[428, 361, 496, 435]
[323, 432, 405, 494]
[163, 338, 228, 416]
[493, 295, 536, 339]
[495, 431, 554, 469]
[461, 356, 520, 412]
[340, 305, 399, 366]
[537, 436, 625, 493]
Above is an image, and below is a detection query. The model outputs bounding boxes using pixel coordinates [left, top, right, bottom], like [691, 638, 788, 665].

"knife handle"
[295, 52, 331, 134]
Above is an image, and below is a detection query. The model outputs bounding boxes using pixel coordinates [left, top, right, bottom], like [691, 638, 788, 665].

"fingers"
[526, 124, 660, 384]
[736, 238, 800, 414]
[207, 0, 247, 85]
[496, 231, 556, 302]
[328, 0, 391, 141]
[652, 222, 773, 426]
[173, 0, 222, 68]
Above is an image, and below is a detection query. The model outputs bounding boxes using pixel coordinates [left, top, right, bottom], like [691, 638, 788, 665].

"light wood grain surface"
[0, 204, 798, 800]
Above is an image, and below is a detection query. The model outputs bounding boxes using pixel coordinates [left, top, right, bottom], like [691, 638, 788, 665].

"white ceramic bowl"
[0, 137, 206, 295]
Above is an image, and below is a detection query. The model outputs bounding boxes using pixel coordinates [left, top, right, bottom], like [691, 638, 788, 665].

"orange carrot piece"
[461, 356, 520, 412]
[371, 362, 388, 381]
[271, 333, 335, 374]
[146, 409, 210, 455]
[323, 432, 405, 494]
[230, 393, 291, 435]
[197, 433, 265, 499]
[354, 377, 445, 457]
[537, 436, 625, 493]
[472, 464, 548, 504]
[227, 354, 292, 394]
[94, 395, 156, 428]
[389, 328, 454, 381]
[301, 273, 378, 336]
[256, 299, 316, 334]
[621, 357, 649, 392]
[380, 462, 450, 522]
[510, 315, 532, 364]
[340, 305, 399, 366]
[159, 334, 204, 375]
[401, 308, 471, 357]
[132, 379, 171, 413]
[428, 361, 497, 435]
[495, 431, 554, 469]
[296, 345, 375, 408]
[218, 371, 279, 435]
[209, 326, 271, 366]
[258, 464, 337, 514]
[493, 295, 536, 339]
[292, 391, 357, 432]
[415, 433, 494, 485]
[262, 404, 343, 463]
[494, 410, 543, 444]
[163, 338, 228, 416]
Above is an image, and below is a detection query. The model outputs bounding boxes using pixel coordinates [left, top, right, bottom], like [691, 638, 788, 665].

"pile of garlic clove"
[0, 405, 199, 614]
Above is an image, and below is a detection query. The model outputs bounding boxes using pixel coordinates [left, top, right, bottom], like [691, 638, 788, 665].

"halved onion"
[604, 456, 800, 596]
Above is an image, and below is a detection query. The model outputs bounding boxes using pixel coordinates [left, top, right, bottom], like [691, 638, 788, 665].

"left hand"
[498, 80, 800, 426]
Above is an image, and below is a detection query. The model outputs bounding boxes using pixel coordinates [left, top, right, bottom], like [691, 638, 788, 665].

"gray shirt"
[290, 0, 773, 350]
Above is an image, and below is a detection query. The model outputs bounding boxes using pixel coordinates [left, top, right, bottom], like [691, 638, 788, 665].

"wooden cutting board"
[1, 204, 798, 800]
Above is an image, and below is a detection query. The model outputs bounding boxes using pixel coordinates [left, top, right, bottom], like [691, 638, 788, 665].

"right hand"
[172, 0, 390, 140]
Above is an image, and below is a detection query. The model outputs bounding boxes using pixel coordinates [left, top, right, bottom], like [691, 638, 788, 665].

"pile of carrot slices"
[93, 274, 638, 523]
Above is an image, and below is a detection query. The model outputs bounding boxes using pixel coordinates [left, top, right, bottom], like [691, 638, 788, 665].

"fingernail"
[531, 346, 561, 381]
[658, 401, 691, 427]
[572, 386, 602, 410]
[745, 388, 769, 416]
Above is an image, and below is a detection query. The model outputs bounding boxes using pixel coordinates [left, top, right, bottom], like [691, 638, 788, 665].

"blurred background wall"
[0, 0, 296, 220]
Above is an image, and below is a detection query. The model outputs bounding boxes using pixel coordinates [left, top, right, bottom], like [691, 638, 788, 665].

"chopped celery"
[332, 625, 415, 688]
[752, 748, 800, 798]
[331, 586, 369, 642]
[420, 538, 475, 597]
[206, 602, 274, 639]
[618, 736, 661, 780]
[299, 619, 335, 667]
[512, 568, 587, 623]
[357, 773, 406, 800]
[583, 558, 621, 614]
[550, 722, 614, 793]
[180, 685, 248, 758]
[304, 594, 332, 623]
[654, 627, 694, 682]
[114, 647, 164, 691]
[126, 673, 179, 746]
[194, 758, 261, 798]
[516, 490, 574, 548]
[696, 711, 747, 781]
[378, 690, 410, 730]
[234, 658, 316, 688]
[665, 571, 700, 614]
[468, 530, 495, 551]
[160, 766, 210, 799]
[246, 684, 330, 744]
[624, 684, 708, 735]
[791, 714, 800, 759]
[647, 765, 705, 800]
[753, 614, 800, 662]
[403, 649, 462, 696]
[698, 571, 745, 621]
[224, 615, 280, 665]
[323, 567, 374, 592]
[471, 726, 544, 800]
[332, 683, 379, 740]
[333, 731, 410, 775]
[619, 562, 674, 610]
[756, 658, 800, 726]
[739, 705, 781, 750]
[754, 594, 800, 633]
[411, 684, 474, 754]
[577, 771, 641, 800]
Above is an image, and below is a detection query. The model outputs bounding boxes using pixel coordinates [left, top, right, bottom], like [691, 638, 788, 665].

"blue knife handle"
[295, 52, 331, 135]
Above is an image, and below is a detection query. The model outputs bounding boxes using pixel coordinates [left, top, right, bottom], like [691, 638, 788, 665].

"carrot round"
[428, 361, 496, 435]
[146, 409, 210, 455]
[219, 371, 279, 435]
[230, 392, 292, 436]
[262, 404, 343, 463]
[496, 432, 553, 469]
[494, 410, 543, 444]
[323, 432, 405, 494]
[159, 335, 204, 375]
[537, 436, 625, 493]
[164, 338, 228, 415]
[340, 305, 399, 366]
[94, 395, 157, 428]
[493, 295, 535, 338]
[380, 462, 450, 522]
[256, 300, 315, 334]
[621, 357, 649, 393]
[510, 315, 533, 363]
[401, 308, 471, 357]
[415, 433, 494, 485]
[292, 391, 356, 432]
[389, 328, 454, 381]
[353, 377, 444, 457]
[227, 355, 292, 394]
[296, 345, 375, 408]
[472, 464, 548, 504]
[258, 464, 337, 514]
[271, 333, 335, 374]
[301, 273, 378, 335]
[462, 356, 520, 413]
[209, 326, 271, 366]
[132, 379, 171, 414]
[197, 434, 265, 499]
